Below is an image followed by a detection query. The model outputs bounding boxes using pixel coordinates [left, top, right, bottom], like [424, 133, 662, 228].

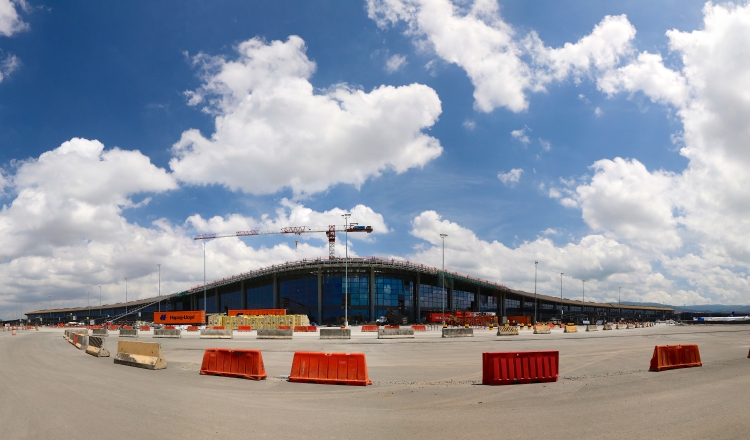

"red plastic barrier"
[278, 325, 291, 330]
[385, 325, 400, 329]
[123, 325, 133, 330]
[482, 351, 559, 385]
[164, 325, 176, 330]
[548, 323, 555, 328]
[411, 325, 427, 331]
[293, 326, 307, 332]
[140, 326, 150, 331]
[649, 345, 702, 371]
[289, 351, 372, 386]
[212, 326, 225, 330]
[237, 326, 253, 332]
[200, 348, 266, 380]
[361, 325, 378, 332]
[186, 326, 198, 332]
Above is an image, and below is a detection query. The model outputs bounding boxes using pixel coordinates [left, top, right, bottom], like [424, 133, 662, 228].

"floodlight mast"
[193, 225, 373, 260]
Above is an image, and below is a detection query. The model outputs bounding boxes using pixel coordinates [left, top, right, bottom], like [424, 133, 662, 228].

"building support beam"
[369, 267, 375, 322]
[415, 272, 421, 323]
[272, 273, 279, 309]
[317, 268, 323, 325]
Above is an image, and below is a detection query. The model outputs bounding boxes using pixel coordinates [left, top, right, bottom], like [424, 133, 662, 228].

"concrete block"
[586, 325, 598, 332]
[153, 329, 181, 338]
[257, 329, 293, 339]
[92, 328, 109, 337]
[86, 336, 110, 357]
[119, 329, 139, 338]
[320, 328, 351, 339]
[442, 328, 474, 338]
[497, 326, 519, 336]
[378, 328, 415, 339]
[200, 329, 233, 339]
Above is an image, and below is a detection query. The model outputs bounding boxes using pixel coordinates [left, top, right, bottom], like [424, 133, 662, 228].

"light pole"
[157, 263, 161, 313]
[87, 290, 90, 323]
[342, 213, 351, 327]
[98, 285, 101, 307]
[440, 233, 448, 326]
[619, 286, 621, 320]
[581, 279, 585, 323]
[125, 277, 128, 319]
[203, 241, 207, 317]
[560, 273, 564, 322]
[534, 261, 538, 324]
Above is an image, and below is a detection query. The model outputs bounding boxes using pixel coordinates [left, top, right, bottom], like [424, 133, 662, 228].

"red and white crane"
[194, 224, 373, 259]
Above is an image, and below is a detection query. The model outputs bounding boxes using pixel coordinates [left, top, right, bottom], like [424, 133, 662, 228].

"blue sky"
[2, 0, 749, 319]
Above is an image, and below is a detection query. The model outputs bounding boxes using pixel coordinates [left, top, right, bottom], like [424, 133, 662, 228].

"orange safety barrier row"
[293, 326, 317, 332]
[411, 325, 427, 331]
[278, 325, 291, 330]
[482, 351, 559, 385]
[164, 325, 176, 330]
[140, 326, 150, 331]
[186, 326, 199, 332]
[237, 326, 253, 332]
[649, 344, 702, 372]
[385, 325, 400, 329]
[200, 348, 267, 380]
[289, 351, 372, 386]
[212, 326, 225, 330]
[361, 325, 379, 332]
[123, 325, 133, 330]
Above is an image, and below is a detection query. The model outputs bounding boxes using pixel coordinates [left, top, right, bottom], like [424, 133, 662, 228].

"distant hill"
[620, 302, 750, 313]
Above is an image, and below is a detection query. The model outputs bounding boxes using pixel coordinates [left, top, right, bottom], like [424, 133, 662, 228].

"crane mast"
[194, 224, 373, 259]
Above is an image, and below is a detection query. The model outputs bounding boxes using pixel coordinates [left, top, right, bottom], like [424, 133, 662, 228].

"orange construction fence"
[649, 344, 702, 371]
[361, 325, 378, 332]
[200, 348, 266, 380]
[186, 326, 199, 332]
[482, 351, 559, 385]
[289, 351, 372, 386]
[237, 326, 253, 332]
[411, 325, 427, 331]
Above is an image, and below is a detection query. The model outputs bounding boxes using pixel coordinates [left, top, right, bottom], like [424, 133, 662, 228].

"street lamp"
[440, 233, 448, 326]
[560, 273, 564, 322]
[203, 241, 207, 317]
[98, 285, 101, 307]
[125, 277, 128, 318]
[581, 279, 585, 323]
[157, 263, 161, 313]
[534, 261, 538, 324]
[619, 286, 621, 320]
[342, 213, 351, 327]
[87, 290, 90, 324]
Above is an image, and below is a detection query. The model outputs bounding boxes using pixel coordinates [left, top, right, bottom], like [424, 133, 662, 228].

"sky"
[2, 0, 750, 319]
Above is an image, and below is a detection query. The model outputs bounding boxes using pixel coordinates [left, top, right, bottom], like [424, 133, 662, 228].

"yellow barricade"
[564, 325, 578, 333]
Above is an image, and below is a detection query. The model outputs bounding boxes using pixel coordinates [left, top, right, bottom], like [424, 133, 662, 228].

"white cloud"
[367, 0, 636, 112]
[542, 228, 559, 236]
[498, 168, 523, 185]
[0, 0, 26, 37]
[0, 138, 392, 318]
[170, 36, 443, 196]
[594, 107, 603, 117]
[539, 139, 551, 151]
[510, 127, 530, 144]
[408, 211, 667, 303]
[385, 54, 407, 72]
[462, 119, 476, 130]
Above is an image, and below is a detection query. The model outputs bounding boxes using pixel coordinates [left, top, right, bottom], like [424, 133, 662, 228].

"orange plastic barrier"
[124, 325, 133, 330]
[164, 326, 176, 330]
[482, 351, 559, 385]
[649, 345, 702, 371]
[385, 325, 400, 329]
[212, 326, 225, 330]
[140, 326, 150, 331]
[186, 326, 198, 332]
[289, 352, 372, 386]
[361, 325, 378, 332]
[200, 348, 267, 380]
[411, 325, 427, 331]
[278, 325, 291, 330]
[237, 326, 253, 332]
[293, 326, 317, 332]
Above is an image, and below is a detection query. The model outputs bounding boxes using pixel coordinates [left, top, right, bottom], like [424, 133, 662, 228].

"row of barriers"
[58, 328, 739, 387]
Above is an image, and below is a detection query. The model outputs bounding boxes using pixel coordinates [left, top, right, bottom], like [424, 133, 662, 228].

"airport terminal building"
[25, 257, 675, 325]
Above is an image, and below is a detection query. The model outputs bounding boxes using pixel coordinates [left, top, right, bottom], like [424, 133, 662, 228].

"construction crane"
[194, 224, 373, 259]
